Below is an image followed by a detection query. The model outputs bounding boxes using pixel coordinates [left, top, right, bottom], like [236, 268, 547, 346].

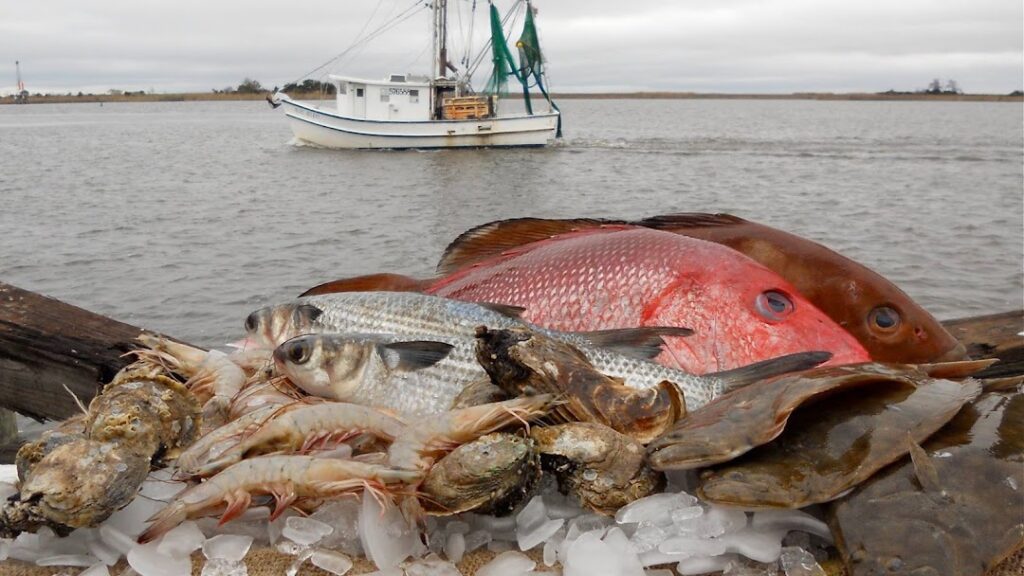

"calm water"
[0, 99, 1021, 348]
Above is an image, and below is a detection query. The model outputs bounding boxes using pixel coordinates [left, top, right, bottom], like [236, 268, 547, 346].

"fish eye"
[286, 340, 311, 364]
[869, 306, 901, 332]
[755, 290, 794, 322]
[244, 311, 260, 333]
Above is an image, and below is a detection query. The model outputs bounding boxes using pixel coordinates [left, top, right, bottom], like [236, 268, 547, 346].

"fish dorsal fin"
[575, 326, 694, 360]
[907, 436, 943, 494]
[636, 213, 749, 230]
[300, 273, 429, 297]
[478, 302, 527, 318]
[437, 217, 614, 274]
[379, 341, 454, 371]
[709, 351, 834, 393]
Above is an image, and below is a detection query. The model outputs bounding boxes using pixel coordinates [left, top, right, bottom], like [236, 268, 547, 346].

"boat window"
[389, 74, 406, 83]
[409, 89, 419, 103]
[380, 92, 390, 102]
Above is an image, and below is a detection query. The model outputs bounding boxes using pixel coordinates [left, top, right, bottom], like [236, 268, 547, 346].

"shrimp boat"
[270, 0, 561, 149]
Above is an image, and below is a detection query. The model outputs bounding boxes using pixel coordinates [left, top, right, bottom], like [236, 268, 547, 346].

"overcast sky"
[2, 0, 1021, 95]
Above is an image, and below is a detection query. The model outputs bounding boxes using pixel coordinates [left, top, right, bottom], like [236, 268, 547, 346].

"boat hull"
[280, 98, 559, 149]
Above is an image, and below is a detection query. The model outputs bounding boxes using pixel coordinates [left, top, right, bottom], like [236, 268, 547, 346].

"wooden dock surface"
[0, 281, 1020, 461]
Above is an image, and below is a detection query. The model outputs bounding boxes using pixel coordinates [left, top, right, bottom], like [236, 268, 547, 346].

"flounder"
[696, 374, 982, 508]
[647, 360, 992, 471]
[828, 384, 1024, 576]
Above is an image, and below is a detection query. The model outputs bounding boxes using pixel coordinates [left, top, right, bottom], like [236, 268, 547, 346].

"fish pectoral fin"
[437, 217, 612, 274]
[574, 326, 695, 360]
[710, 350, 833, 393]
[299, 273, 431, 297]
[636, 213, 748, 230]
[478, 302, 528, 318]
[907, 436, 944, 495]
[380, 341, 454, 371]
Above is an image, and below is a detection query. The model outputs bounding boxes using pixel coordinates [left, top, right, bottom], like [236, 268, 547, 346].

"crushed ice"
[0, 463, 832, 575]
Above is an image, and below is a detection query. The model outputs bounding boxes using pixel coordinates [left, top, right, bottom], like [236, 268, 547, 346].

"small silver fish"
[248, 292, 825, 415]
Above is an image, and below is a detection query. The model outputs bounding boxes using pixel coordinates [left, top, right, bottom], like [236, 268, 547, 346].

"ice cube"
[285, 547, 313, 576]
[310, 549, 353, 576]
[779, 546, 826, 576]
[126, 541, 192, 576]
[268, 508, 300, 545]
[105, 494, 167, 538]
[615, 492, 697, 526]
[81, 563, 112, 576]
[405, 557, 462, 576]
[565, 529, 643, 576]
[201, 558, 248, 576]
[750, 509, 832, 542]
[469, 513, 516, 532]
[515, 495, 548, 534]
[311, 500, 361, 553]
[602, 527, 634, 555]
[139, 476, 187, 502]
[203, 534, 254, 563]
[543, 537, 558, 567]
[100, 524, 138, 555]
[157, 521, 205, 557]
[719, 528, 787, 564]
[658, 535, 727, 557]
[88, 533, 123, 566]
[463, 530, 492, 553]
[628, 523, 667, 554]
[486, 540, 514, 553]
[282, 516, 334, 546]
[36, 554, 100, 567]
[722, 557, 777, 575]
[359, 493, 417, 569]
[669, 506, 703, 531]
[517, 517, 563, 552]
[444, 520, 471, 536]
[476, 550, 536, 576]
[444, 531, 466, 564]
[675, 554, 734, 575]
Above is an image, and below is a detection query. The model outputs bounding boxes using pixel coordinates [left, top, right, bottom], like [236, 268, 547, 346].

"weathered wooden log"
[0, 282, 146, 421]
[941, 310, 1024, 378]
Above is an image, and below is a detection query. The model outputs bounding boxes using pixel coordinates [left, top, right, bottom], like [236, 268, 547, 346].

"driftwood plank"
[942, 310, 1024, 378]
[0, 282, 145, 421]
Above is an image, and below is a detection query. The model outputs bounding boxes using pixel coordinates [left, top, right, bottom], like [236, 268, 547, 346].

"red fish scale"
[427, 227, 870, 374]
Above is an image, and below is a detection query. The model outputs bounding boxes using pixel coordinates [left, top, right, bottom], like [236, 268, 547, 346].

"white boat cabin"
[329, 74, 493, 122]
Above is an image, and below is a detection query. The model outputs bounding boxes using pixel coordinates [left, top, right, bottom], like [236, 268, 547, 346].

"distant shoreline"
[1, 91, 1021, 105]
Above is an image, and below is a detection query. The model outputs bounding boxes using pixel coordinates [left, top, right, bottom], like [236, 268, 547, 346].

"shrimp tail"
[138, 501, 188, 543]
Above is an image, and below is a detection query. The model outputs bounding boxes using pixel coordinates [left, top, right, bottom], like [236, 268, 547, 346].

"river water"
[0, 99, 1021, 348]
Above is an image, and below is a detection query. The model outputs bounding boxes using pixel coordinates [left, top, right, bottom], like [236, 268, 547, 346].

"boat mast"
[433, 0, 449, 79]
[14, 61, 27, 104]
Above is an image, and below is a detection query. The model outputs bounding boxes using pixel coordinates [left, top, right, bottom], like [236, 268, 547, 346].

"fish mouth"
[934, 341, 968, 362]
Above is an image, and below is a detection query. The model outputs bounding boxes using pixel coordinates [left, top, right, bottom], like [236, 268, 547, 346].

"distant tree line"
[282, 79, 336, 94]
[209, 78, 336, 95]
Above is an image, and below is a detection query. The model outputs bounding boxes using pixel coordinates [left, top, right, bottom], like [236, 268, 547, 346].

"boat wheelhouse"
[271, 1, 561, 150]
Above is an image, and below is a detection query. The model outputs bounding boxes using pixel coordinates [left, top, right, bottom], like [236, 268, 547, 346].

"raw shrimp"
[138, 455, 422, 543]
[387, 394, 557, 471]
[197, 402, 408, 476]
[136, 334, 246, 428]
